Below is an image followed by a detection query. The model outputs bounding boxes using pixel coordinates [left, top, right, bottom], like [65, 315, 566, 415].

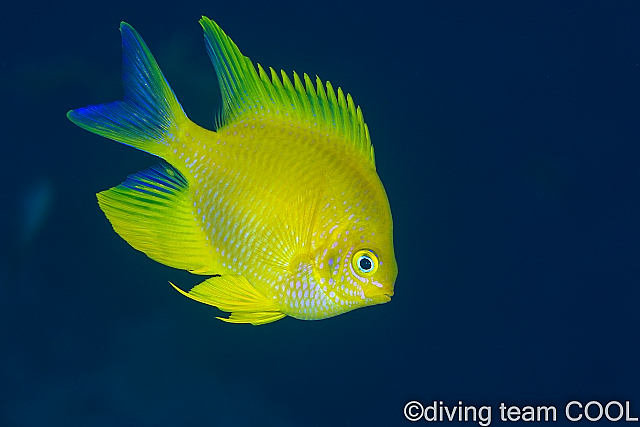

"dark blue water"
[1, 1, 639, 425]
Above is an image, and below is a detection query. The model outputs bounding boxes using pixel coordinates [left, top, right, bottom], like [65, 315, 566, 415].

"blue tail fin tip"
[67, 22, 186, 157]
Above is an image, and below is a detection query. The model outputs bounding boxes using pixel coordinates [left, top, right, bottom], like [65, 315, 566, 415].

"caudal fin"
[67, 22, 186, 158]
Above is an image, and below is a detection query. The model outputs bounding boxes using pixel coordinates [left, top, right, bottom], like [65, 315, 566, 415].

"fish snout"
[364, 279, 394, 304]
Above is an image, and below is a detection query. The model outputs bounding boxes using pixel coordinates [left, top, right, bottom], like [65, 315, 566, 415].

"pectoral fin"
[171, 275, 285, 325]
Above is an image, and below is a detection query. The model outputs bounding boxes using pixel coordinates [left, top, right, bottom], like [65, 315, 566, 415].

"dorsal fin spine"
[280, 71, 300, 119]
[293, 72, 313, 124]
[315, 76, 330, 129]
[269, 67, 287, 115]
[337, 88, 348, 142]
[346, 93, 357, 147]
[325, 82, 338, 130]
[256, 64, 275, 111]
[200, 16, 375, 168]
[303, 74, 320, 126]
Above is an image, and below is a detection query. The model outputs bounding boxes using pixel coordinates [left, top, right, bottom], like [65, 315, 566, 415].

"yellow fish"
[67, 17, 397, 325]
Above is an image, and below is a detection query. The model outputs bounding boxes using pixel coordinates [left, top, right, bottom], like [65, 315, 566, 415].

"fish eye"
[352, 249, 378, 277]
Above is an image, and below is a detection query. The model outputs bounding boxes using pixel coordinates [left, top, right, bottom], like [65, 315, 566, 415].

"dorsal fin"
[200, 16, 375, 169]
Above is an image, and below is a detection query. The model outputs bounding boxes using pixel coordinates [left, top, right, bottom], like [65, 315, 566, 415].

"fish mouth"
[362, 278, 394, 304]
[371, 293, 392, 304]
[365, 287, 394, 304]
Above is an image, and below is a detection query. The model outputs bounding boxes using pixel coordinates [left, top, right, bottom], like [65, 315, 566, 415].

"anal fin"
[171, 275, 285, 325]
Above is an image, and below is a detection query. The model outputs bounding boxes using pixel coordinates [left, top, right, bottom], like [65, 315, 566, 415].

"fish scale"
[68, 17, 397, 324]
[178, 122, 361, 318]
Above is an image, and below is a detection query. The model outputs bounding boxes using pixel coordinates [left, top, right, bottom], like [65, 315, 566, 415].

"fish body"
[68, 17, 397, 324]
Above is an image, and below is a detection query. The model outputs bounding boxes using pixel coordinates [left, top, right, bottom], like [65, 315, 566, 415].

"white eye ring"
[357, 255, 374, 273]
[352, 249, 378, 277]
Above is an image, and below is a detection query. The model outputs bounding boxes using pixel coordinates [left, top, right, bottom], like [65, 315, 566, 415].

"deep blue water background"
[1, 1, 639, 425]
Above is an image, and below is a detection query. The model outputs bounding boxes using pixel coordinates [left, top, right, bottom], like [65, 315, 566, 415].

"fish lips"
[364, 280, 395, 304]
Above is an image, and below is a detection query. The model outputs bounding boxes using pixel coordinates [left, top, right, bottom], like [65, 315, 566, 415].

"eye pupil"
[358, 256, 373, 272]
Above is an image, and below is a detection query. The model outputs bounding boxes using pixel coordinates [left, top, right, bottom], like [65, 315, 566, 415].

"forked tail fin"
[67, 22, 187, 158]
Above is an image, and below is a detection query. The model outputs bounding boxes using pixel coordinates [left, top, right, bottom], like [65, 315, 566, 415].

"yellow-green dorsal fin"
[200, 16, 375, 169]
[97, 163, 216, 274]
[171, 275, 286, 325]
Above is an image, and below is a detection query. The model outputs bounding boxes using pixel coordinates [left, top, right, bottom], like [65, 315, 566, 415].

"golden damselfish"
[67, 17, 397, 325]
